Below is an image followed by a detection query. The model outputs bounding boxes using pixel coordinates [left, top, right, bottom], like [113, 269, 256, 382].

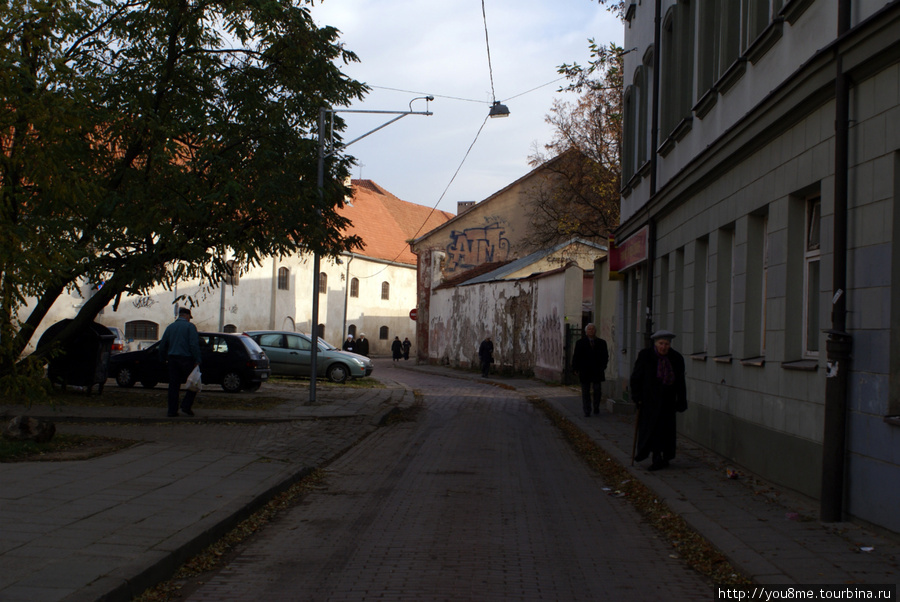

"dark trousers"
[481, 359, 491, 377]
[167, 355, 197, 416]
[580, 379, 603, 416]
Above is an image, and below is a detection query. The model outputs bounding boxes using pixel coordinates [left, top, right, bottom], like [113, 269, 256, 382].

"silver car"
[244, 331, 373, 384]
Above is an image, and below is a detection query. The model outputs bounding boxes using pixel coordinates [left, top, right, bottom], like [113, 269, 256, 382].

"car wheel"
[326, 363, 349, 384]
[221, 371, 243, 392]
[244, 382, 261, 392]
[115, 368, 136, 388]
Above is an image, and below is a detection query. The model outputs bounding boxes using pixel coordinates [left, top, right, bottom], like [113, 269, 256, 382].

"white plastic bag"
[186, 365, 202, 392]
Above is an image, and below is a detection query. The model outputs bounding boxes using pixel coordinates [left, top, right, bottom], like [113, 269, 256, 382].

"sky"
[310, 0, 623, 215]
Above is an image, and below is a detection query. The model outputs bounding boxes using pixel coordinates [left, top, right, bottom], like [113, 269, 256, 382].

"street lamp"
[488, 100, 510, 118]
[310, 98, 433, 402]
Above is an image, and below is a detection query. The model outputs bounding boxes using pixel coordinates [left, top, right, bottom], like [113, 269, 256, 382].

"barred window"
[278, 267, 290, 291]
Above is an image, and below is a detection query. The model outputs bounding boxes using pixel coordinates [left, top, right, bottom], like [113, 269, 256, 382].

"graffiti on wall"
[535, 308, 563, 368]
[444, 223, 510, 274]
[132, 296, 156, 309]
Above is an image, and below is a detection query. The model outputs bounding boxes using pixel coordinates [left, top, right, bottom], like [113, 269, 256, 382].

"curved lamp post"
[310, 98, 433, 402]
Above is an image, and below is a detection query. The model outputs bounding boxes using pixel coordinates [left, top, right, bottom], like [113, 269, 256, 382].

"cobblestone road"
[183, 367, 713, 601]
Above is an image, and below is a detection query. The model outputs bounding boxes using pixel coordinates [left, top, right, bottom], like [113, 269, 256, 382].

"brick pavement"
[183, 372, 713, 601]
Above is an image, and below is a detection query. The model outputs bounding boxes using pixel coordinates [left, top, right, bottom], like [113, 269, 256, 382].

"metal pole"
[310, 107, 326, 403]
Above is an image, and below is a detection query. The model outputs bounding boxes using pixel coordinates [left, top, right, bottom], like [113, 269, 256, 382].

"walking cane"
[631, 403, 640, 466]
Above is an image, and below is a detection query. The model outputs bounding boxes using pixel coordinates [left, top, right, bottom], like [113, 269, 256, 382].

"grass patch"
[528, 395, 752, 585]
[0, 433, 134, 462]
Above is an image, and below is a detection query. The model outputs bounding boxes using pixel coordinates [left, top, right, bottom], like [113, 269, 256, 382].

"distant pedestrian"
[572, 323, 609, 417]
[402, 337, 411, 360]
[391, 336, 403, 362]
[356, 333, 369, 357]
[342, 335, 354, 353]
[630, 330, 687, 471]
[158, 307, 201, 417]
[478, 335, 494, 377]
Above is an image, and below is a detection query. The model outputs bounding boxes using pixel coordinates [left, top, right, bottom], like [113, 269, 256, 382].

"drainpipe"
[642, 0, 662, 348]
[341, 254, 353, 339]
[820, 0, 852, 523]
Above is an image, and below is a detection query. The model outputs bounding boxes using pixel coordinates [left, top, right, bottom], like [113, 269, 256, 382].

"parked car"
[108, 332, 270, 392]
[244, 330, 373, 384]
[105, 326, 128, 354]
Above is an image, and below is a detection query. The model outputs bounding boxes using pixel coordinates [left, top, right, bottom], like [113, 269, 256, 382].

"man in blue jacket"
[158, 306, 201, 417]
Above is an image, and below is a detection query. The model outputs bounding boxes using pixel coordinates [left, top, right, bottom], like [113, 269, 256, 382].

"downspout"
[269, 259, 277, 330]
[342, 254, 353, 339]
[643, 0, 662, 348]
[820, 0, 853, 522]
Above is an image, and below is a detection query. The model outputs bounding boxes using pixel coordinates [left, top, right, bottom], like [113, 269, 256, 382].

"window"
[348, 324, 357, 337]
[379, 326, 389, 340]
[743, 0, 770, 49]
[258, 333, 284, 347]
[381, 281, 390, 300]
[125, 320, 158, 341]
[623, 86, 636, 181]
[715, 227, 735, 356]
[660, 1, 695, 137]
[803, 197, 821, 356]
[319, 272, 327, 294]
[744, 212, 768, 358]
[286, 334, 311, 351]
[224, 260, 239, 286]
[693, 237, 709, 354]
[278, 267, 290, 291]
[224, 324, 237, 333]
[350, 277, 359, 298]
[316, 323, 325, 339]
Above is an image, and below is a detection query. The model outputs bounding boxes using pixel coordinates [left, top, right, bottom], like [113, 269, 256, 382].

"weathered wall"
[428, 266, 585, 379]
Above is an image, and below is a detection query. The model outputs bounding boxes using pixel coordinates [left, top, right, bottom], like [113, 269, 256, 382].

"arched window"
[381, 281, 390, 300]
[125, 320, 158, 341]
[623, 86, 636, 181]
[319, 272, 327, 294]
[348, 324, 357, 337]
[379, 326, 389, 340]
[278, 267, 290, 290]
[317, 323, 325, 339]
[224, 324, 237, 333]
[350, 277, 359, 298]
[224, 259, 239, 286]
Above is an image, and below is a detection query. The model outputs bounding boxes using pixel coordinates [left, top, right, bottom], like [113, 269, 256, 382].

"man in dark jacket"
[478, 336, 494, 377]
[356, 333, 369, 357]
[572, 323, 609, 417]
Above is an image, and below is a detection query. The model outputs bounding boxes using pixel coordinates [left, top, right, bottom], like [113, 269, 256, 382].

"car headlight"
[350, 358, 365, 367]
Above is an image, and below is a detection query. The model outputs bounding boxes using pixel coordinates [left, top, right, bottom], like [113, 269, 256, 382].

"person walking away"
[478, 336, 494, 377]
[391, 336, 403, 363]
[572, 323, 609, 417]
[356, 333, 369, 357]
[630, 330, 687, 471]
[402, 337, 411, 360]
[158, 306, 201, 417]
[342, 335, 354, 353]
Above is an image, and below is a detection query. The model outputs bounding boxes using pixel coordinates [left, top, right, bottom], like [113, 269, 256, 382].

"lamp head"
[489, 101, 510, 118]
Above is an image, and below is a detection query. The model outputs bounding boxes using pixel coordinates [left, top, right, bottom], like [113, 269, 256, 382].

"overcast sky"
[310, 0, 623, 215]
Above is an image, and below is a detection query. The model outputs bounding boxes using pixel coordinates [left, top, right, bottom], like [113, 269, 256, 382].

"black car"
[108, 332, 270, 392]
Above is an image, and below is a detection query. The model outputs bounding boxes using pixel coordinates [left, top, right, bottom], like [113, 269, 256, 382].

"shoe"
[181, 407, 194, 417]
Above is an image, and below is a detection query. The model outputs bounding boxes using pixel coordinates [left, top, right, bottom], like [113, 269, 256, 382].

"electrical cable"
[481, 0, 498, 103]
[349, 114, 491, 279]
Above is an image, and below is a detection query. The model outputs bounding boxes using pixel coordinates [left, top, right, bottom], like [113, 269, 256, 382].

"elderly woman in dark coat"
[630, 330, 687, 471]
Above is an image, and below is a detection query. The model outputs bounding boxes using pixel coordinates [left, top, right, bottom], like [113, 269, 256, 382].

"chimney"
[457, 201, 475, 215]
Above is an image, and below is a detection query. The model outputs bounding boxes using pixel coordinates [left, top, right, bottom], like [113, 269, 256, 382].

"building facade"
[617, 0, 900, 533]
[28, 180, 452, 356]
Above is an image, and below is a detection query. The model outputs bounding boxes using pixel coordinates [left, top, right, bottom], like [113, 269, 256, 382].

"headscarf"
[655, 346, 675, 386]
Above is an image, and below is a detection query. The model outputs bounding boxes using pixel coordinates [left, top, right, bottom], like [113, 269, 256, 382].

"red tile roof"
[339, 180, 454, 265]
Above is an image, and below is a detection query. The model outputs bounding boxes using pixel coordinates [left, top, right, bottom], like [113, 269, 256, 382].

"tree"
[0, 0, 367, 387]
[524, 38, 623, 248]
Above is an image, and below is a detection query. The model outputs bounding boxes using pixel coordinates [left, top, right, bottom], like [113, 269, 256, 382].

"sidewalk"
[396, 362, 900, 587]
[0, 377, 412, 602]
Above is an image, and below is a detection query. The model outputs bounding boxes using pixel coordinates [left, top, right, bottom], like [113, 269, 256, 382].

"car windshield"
[316, 337, 338, 351]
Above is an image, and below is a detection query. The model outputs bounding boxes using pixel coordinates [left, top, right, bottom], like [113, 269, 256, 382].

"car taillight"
[246, 360, 258, 368]
[111, 342, 123, 352]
